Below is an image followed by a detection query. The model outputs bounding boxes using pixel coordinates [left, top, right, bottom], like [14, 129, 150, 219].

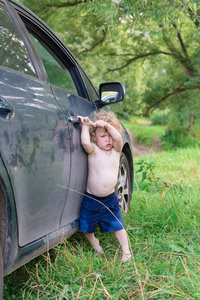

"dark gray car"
[0, 0, 134, 297]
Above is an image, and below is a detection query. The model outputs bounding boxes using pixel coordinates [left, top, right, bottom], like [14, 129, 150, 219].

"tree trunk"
[189, 110, 194, 128]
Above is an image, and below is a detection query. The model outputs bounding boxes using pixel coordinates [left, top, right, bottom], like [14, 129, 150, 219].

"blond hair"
[90, 110, 121, 137]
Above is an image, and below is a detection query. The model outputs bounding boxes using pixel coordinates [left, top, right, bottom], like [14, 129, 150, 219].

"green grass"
[4, 146, 200, 299]
[121, 118, 166, 147]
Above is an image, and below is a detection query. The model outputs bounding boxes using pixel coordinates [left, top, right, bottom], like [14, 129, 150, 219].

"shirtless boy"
[78, 110, 131, 262]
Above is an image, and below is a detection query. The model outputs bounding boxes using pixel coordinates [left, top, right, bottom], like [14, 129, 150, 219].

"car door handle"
[0, 97, 14, 120]
[67, 115, 81, 123]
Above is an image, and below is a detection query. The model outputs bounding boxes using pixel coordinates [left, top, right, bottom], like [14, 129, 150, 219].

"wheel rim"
[116, 161, 130, 212]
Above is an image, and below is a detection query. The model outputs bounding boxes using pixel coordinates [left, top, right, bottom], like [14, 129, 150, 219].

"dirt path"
[127, 129, 162, 156]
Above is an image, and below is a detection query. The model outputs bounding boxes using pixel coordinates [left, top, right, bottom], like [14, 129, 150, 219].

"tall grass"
[4, 147, 200, 299]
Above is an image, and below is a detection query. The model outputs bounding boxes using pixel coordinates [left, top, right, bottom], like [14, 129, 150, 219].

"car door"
[0, 2, 72, 246]
[26, 33, 98, 229]
[15, 6, 99, 229]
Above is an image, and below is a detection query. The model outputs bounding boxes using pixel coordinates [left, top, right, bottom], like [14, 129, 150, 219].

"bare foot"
[93, 238, 104, 254]
[121, 253, 132, 262]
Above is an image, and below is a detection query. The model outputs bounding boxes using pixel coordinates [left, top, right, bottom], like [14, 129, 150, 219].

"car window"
[79, 67, 99, 102]
[30, 34, 77, 93]
[0, 3, 36, 76]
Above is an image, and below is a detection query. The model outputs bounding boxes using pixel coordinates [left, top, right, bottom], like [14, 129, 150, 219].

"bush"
[151, 112, 169, 126]
[162, 128, 200, 149]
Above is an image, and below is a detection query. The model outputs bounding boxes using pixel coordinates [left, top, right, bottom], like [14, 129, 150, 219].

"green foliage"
[162, 128, 200, 149]
[150, 112, 169, 125]
[18, 0, 200, 142]
[136, 159, 156, 184]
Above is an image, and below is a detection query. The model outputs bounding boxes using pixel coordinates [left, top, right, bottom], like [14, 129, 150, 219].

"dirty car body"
[0, 0, 134, 296]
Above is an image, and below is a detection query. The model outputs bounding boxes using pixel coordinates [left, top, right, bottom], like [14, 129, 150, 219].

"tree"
[19, 0, 200, 136]
[88, 0, 200, 136]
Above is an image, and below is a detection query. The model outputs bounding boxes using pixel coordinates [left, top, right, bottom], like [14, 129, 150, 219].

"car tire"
[0, 243, 3, 300]
[115, 152, 131, 213]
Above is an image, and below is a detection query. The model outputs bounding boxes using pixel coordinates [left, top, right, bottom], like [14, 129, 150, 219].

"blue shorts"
[79, 191, 125, 233]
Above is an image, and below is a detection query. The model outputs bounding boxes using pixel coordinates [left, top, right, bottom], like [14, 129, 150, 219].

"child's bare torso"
[86, 145, 120, 197]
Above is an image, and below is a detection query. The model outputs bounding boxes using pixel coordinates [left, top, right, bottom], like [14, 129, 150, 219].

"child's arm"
[77, 116, 96, 154]
[95, 120, 122, 152]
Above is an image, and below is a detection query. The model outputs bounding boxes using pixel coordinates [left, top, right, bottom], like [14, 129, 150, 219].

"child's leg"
[114, 229, 131, 262]
[83, 232, 104, 254]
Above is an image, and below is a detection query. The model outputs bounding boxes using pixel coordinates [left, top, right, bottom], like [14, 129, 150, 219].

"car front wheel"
[115, 153, 131, 213]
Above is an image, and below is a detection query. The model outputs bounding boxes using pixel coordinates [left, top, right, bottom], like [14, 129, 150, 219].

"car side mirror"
[96, 82, 126, 107]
